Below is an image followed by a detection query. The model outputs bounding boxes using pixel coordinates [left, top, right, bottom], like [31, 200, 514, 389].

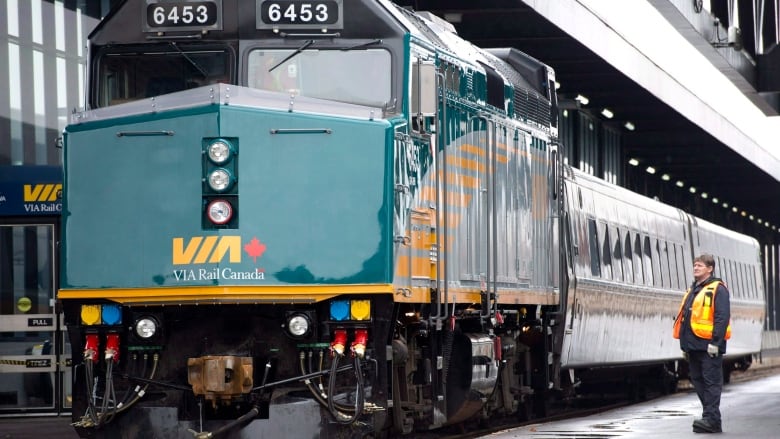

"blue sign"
[0, 166, 63, 216]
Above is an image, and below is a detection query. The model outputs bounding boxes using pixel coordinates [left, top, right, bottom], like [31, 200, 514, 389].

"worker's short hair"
[694, 254, 716, 269]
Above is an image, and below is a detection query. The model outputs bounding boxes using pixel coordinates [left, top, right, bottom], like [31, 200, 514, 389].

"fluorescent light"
[575, 94, 589, 105]
[628, 158, 639, 166]
[601, 108, 614, 119]
[645, 166, 656, 174]
[624, 121, 635, 131]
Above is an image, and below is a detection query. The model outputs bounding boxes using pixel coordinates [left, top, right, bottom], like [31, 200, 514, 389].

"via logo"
[172, 236, 267, 265]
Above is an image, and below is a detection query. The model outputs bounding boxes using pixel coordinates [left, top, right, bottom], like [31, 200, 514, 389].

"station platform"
[486, 363, 780, 438]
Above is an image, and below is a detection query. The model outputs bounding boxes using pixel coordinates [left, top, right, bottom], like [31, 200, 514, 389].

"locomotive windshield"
[95, 45, 231, 107]
[247, 48, 391, 107]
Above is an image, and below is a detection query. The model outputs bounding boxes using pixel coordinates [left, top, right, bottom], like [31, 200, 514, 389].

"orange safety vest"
[673, 280, 731, 340]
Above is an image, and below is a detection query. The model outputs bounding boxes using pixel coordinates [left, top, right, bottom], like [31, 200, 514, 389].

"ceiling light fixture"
[575, 94, 589, 105]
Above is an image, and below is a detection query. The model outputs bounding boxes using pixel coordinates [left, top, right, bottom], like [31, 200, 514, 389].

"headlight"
[207, 168, 233, 192]
[206, 199, 233, 225]
[207, 140, 232, 164]
[134, 317, 158, 339]
[286, 313, 311, 338]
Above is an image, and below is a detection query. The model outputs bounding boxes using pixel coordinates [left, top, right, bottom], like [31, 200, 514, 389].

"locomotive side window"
[247, 48, 391, 107]
[97, 47, 231, 107]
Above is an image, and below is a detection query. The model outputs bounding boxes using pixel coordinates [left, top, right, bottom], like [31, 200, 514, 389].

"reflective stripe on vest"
[673, 280, 731, 340]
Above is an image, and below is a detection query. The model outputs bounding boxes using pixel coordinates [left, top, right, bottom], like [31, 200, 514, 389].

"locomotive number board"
[143, 0, 223, 32]
[256, 0, 343, 30]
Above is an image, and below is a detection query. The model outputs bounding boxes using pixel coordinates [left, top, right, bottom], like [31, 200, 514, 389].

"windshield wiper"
[341, 39, 383, 51]
[169, 42, 209, 78]
[269, 39, 314, 73]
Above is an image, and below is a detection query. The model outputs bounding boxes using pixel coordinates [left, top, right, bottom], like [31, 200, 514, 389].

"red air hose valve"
[331, 329, 347, 356]
[351, 329, 368, 358]
[84, 334, 99, 362]
[105, 333, 120, 363]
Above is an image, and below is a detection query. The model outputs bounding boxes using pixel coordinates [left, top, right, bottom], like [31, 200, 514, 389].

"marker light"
[207, 168, 233, 192]
[286, 313, 311, 338]
[207, 140, 232, 164]
[330, 300, 350, 321]
[134, 317, 158, 339]
[101, 304, 122, 325]
[350, 300, 371, 321]
[206, 199, 233, 225]
[81, 305, 101, 325]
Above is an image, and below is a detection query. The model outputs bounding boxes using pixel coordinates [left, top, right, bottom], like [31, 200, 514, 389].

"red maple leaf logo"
[243, 237, 266, 263]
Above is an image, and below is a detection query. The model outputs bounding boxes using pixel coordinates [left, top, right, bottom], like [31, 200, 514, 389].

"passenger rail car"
[58, 1, 765, 438]
[562, 168, 764, 388]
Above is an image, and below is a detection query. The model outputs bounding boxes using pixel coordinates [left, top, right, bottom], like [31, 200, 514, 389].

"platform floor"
[486, 372, 780, 438]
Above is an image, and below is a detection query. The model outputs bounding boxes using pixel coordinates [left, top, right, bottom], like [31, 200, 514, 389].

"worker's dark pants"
[688, 350, 724, 425]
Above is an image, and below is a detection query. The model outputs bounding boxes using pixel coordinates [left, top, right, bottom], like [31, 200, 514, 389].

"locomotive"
[58, 0, 765, 437]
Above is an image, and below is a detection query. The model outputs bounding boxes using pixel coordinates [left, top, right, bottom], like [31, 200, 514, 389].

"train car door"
[0, 166, 70, 416]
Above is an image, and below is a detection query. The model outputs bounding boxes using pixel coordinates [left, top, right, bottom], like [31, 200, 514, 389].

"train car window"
[661, 241, 673, 289]
[643, 236, 654, 286]
[738, 263, 746, 299]
[611, 227, 623, 281]
[97, 47, 231, 107]
[651, 239, 662, 287]
[717, 257, 727, 286]
[623, 230, 634, 283]
[588, 219, 601, 277]
[634, 234, 644, 284]
[675, 244, 686, 288]
[752, 265, 759, 299]
[600, 222, 613, 280]
[247, 48, 392, 107]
